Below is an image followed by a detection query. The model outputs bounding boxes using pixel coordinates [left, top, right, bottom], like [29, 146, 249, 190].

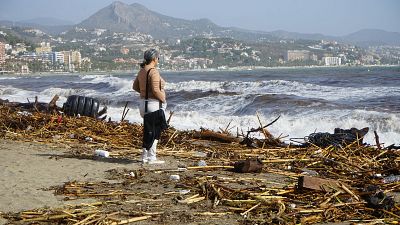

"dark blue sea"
[1, 66, 399, 145]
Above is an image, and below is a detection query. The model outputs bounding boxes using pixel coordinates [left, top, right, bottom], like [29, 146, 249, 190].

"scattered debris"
[233, 158, 264, 173]
[307, 127, 369, 148]
[0, 103, 399, 224]
[364, 186, 395, 209]
[298, 176, 352, 192]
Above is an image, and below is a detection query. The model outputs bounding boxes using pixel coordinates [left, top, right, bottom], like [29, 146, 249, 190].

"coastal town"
[0, 26, 399, 74]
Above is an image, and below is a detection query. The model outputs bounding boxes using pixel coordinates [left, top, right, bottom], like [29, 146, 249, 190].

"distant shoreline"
[1, 64, 399, 76]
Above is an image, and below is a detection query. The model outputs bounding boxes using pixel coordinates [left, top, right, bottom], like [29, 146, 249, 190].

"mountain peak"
[111, 1, 127, 7]
[130, 3, 149, 10]
[74, 2, 271, 41]
[110, 1, 129, 13]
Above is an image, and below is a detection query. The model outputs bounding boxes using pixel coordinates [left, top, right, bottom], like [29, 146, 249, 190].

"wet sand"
[1, 139, 396, 225]
[0, 139, 177, 224]
[0, 140, 133, 211]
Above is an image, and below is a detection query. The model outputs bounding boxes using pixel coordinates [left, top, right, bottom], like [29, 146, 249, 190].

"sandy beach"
[0, 140, 122, 211]
[0, 138, 282, 225]
[0, 139, 182, 224]
[0, 138, 398, 224]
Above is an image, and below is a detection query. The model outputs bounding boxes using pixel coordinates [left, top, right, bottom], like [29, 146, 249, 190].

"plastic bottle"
[94, 149, 110, 158]
[179, 189, 190, 195]
[193, 151, 207, 157]
[85, 137, 93, 142]
[197, 160, 207, 167]
[382, 175, 400, 184]
[169, 174, 180, 181]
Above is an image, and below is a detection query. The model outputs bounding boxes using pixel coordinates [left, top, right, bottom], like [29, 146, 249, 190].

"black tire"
[77, 96, 86, 116]
[91, 99, 99, 118]
[64, 95, 100, 118]
[83, 98, 93, 117]
[62, 96, 72, 115]
[70, 95, 79, 116]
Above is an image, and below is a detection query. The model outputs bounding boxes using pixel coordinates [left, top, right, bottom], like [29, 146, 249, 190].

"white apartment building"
[323, 57, 342, 66]
[52, 52, 65, 64]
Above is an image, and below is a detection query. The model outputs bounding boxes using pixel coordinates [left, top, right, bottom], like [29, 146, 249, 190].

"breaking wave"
[1, 67, 399, 145]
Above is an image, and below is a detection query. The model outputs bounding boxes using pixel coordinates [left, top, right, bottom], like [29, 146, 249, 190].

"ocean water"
[1, 66, 399, 145]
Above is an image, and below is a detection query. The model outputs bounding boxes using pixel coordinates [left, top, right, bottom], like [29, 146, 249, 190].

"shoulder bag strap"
[145, 68, 154, 113]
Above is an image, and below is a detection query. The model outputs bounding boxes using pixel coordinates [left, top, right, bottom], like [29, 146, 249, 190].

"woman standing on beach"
[133, 49, 167, 164]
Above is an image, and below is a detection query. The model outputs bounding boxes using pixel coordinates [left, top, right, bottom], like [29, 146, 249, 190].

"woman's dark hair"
[140, 49, 159, 68]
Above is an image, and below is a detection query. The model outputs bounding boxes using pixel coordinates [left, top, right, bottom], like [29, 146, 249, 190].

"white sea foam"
[1, 73, 399, 146]
[167, 80, 226, 93]
[0, 85, 37, 102]
[105, 103, 400, 146]
[39, 87, 92, 98]
[0, 77, 21, 80]
[0, 86, 69, 107]
[64, 76, 399, 103]
[167, 80, 400, 101]
[79, 74, 108, 79]
[84, 75, 132, 95]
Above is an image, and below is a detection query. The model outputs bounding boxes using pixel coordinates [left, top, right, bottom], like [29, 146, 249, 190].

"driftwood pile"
[0, 103, 399, 224]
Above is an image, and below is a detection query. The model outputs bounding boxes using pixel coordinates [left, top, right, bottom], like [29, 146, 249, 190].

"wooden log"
[262, 158, 313, 163]
[256, 112, 274, 141]
[211, 184, 223, 199]
[167, 111, 174, 125]
[240, 203, 261, 216]
[48, 95, 59, 110]
[298, 209, 324, 214]
[338, 182, 360, 201]
[98, 106, 108, 117]
[222, 199, 257, 203]
[300, 215, 323, 224]
[187, 165, 234, 170]
[110, 216, 151, 225]
[247, 115, 281, 136]
[298, 176, 352, 192]
[193, 129, 242, 143]
[22, 210, 98, 222]
[120, 102, 129, 122]
[374, 130, 382, 150]
[319, 190, 343, 207]
[178, 196, 206, 204]
[72, 214, 97, 225]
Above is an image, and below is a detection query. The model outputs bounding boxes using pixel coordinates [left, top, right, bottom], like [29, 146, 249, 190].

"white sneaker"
[148, 160, 165, 164]
[141, 148, 149, 164]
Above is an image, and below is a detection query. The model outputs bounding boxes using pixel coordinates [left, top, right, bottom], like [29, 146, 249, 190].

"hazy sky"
[0, 0, 399, 36]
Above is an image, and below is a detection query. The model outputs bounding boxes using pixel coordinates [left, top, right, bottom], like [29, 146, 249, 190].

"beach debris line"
[306, 127, 370, 148]
[0, 102, 399, 224]
[0, 95, 61, 114]
[0, 94, 108, 119]
[193, 115, 285, 149]
[242, 114, 285, 148]
[193, 128, 243, 143]
[5, 160, 398, 224]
